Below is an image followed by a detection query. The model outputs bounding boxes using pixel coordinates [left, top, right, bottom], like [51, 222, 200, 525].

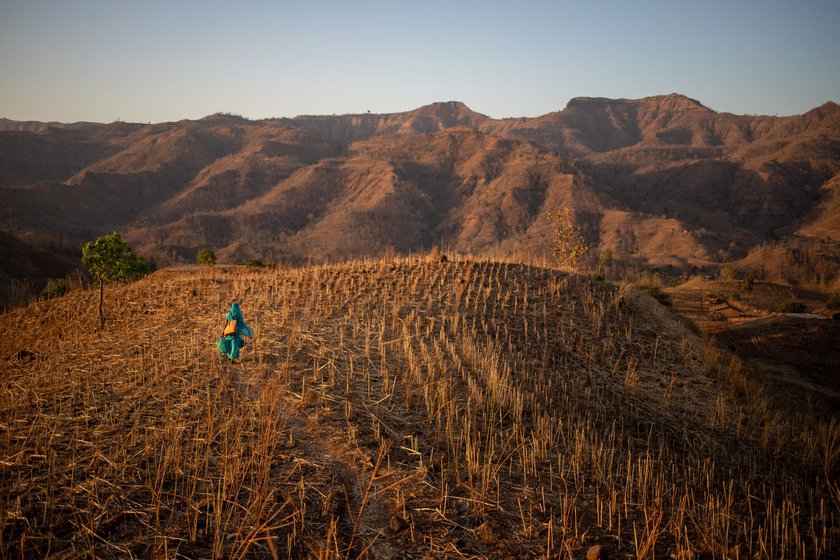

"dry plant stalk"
[0, 257, 837, 558]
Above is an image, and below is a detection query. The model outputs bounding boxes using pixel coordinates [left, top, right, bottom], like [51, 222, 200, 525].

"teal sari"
[217, 303, 253, 362]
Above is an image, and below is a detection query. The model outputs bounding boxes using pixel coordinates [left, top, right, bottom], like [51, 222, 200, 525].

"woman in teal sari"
[218, 302, 253, 362]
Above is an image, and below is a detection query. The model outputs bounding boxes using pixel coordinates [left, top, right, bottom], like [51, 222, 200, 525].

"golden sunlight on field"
[1, 258, 837, 558]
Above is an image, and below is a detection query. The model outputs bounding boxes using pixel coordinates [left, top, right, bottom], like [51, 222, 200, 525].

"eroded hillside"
[1, 259, 836, 558]
[1, 95, 839, 290]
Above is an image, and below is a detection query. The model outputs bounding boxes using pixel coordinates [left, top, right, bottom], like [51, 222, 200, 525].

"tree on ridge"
[82, 232, 150, 329]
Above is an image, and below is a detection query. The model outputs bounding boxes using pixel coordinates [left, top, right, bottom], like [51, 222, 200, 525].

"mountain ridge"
[1, 93, 839, 295]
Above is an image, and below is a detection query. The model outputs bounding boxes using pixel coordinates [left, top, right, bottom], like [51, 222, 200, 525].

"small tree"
[720, 263, 739, 281]
[779, 301, 807, 313]
[547, 208, 589, 270]
[82, 232, 150, 328]
[40, 278, 68, 300]
[196, 249, 216, 265]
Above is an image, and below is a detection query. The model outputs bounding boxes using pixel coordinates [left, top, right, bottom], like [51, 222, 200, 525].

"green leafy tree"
[196, 249, 216, 265]
[547, 208, 589, 270]
[82, 232, 150, 328]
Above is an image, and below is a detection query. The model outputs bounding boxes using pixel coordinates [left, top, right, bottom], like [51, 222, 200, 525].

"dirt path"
[228, 355, 401, 558]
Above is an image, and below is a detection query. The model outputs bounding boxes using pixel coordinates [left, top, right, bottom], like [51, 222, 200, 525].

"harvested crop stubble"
[1, 257, 837, 558]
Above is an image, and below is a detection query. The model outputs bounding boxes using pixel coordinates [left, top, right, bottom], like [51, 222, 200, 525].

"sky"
[1, 0, 838, 123]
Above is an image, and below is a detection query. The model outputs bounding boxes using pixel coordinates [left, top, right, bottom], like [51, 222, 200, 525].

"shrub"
[720, 263, 739, 281]
[547, 208, 589, 270]
[707, 293, 727, 305]
[40, 278, 67, 300]
[742, 274, 755, 292]
[636, 283, 672, 306]
[778, 301, 807, 313]
[196, 249, 216, 266]
[709, 311, 727, 322]
[827, 292, 840, 310]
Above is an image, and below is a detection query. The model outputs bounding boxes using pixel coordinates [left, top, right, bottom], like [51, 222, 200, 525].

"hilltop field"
[1, 258, 838, 559]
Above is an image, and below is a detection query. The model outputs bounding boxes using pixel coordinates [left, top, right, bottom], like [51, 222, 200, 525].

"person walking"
[217, 302, 253, 363]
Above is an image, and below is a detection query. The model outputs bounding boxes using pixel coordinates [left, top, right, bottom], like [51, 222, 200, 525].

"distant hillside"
[1, 94, 839, 288]
[0, 118, 103, 133]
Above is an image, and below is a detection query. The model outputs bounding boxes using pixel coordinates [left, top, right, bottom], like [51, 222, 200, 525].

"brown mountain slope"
[801, 175, 840, 240]
[144, 124, 344, 224]
[488, 94, 728, 155]
[0, 127, 118, 186]
[124, 128, 585, 261]
[1, 95, 839, 285]
[121, 125, 735, 269]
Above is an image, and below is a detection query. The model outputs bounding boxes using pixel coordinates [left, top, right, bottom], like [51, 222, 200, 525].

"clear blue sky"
[1, 0, 838, 123]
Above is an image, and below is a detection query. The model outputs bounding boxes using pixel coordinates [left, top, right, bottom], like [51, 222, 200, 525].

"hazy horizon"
[1, 0, 839, 124]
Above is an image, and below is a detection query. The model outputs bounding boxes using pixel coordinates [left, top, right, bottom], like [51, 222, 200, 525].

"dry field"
[1, 258, 838, 558]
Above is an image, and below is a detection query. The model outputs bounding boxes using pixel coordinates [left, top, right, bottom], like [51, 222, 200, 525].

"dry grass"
[1, 257, 837, 558]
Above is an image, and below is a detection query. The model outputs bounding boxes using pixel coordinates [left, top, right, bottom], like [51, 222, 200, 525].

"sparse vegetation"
[635, 282, 672, 306]
[196, 248, 216, 265]
[547, 208, 589, 271]
[39, 277, 67, 300]
[779, 300, 808, 313]
[1, 257, 836, 559]
[827, 292, 840, 310]
[742, 273, 755, 292]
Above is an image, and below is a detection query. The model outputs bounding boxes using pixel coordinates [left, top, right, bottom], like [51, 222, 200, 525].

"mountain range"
[2, 93, 839, 291]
